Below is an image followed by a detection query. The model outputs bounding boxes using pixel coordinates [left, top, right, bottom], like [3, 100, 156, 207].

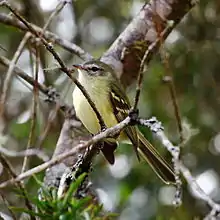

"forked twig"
[21, 0, 68, 173]
[0, 55, 49, 99]
[2, 2, 106, 131]
[138, 117, 220, 219]
[0, 13, 92, 60]
[0, 117, 131, 188]
[0, 55, 70, 114]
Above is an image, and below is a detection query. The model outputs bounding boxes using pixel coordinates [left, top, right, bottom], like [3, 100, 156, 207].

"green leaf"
[73, 197, 91, 210]
[11, 207, 50, 218]
[61, 173, 87, 208]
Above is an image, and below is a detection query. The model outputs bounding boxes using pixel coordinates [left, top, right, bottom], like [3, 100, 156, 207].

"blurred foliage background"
[0, 0, 220, 219]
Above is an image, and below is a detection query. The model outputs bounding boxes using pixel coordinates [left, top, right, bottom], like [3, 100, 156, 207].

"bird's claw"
[129, 108, 139, 125]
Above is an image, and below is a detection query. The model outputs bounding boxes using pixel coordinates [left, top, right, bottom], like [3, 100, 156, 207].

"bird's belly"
[73, 88, 118, 135]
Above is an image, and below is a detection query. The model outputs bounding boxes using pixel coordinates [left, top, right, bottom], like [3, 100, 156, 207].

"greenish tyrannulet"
[72, 60, 175, 184]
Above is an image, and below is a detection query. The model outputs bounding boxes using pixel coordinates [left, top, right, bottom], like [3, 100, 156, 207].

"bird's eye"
[90, 66, 99, 72]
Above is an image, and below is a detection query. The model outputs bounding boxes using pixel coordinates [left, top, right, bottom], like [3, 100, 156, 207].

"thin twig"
[0, 154, 35, 219]
[36, 81, 72, 149]
[41, 0, 68, 34]
[0, 192, 17, 220]
[2, 2, 106, 131]
[36, 105, 59, 149]
[132, 51, 146, 111]
[132, 25, 174, 110]
[178, 160, 220, 216]
[0, 54, 72, 121]
[0, 55, 49, 97]
[0, 32, 31, 120]
[152, 18, 184, 193]
[138, 116, 220, 219]
[132, 45, 151, 110]
[36, 0, 70, 150]
[0, 117, 131, 188]
[21, 45, 39, 173]
[0, 55, 65, 107]
[0, 145, 49, 161]
[0, 43, 7, 52]
[0, 13, 92, 61]
[153, 16, 183, 143]
[162, 65, 183, 143]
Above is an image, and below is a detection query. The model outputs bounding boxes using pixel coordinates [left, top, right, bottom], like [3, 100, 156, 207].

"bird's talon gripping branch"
[128, 108, 139, 125]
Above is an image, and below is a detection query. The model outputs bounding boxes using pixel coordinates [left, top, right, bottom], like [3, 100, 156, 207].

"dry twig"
[2, 2, 106, 131]
[0, 145, 49, 161]
[0, 154, 35, 219]
[21, 46, 39, 173]
[138, 117, 220, 219]
[0, 32, 31, 122]
[21, 0, 69, 173]
[161, 54, 183, 143]
[0, 192, 17, 220]
[0, 116, 130, 188]
[0, 13, 92, 60]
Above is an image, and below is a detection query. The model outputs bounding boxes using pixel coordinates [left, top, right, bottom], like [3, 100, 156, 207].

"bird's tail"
[137, 131, 176, 184]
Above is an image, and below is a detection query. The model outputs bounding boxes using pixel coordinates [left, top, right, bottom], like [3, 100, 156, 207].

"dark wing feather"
[102, 139, 118, 165]
[109, 82, 140, 160]
[109, 80, 175, 184]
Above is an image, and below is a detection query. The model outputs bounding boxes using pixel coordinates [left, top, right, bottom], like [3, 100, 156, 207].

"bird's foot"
[129, 108, 139, 125]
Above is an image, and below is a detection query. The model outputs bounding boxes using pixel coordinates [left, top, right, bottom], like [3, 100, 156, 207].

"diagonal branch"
[0, 145, 49, 161]
[0, 13, 92, 61]
[2, 1, 106, 131]
[21, 0, 69, 173]
[0, 55, 56, 102]
[132, 24, 174, 110]
[101, 0, 196, 86]
[0, 117, 131, 188]
[44, 0, 197, 190]
[139, 117, 220, 218]
[0, 32, 31, 123]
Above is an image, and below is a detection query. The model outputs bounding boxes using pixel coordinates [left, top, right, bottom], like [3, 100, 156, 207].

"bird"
[72, 60, 175, 184]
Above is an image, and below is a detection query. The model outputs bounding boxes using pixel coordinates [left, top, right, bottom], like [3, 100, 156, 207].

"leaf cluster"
[12, 174, 116, 220]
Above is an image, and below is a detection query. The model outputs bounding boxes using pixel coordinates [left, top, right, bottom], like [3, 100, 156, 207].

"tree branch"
[101, 0, 195, 86]
[0, 13, 92, 61]
[139, 117, 220, 219]
[2, 1, 107, 131]
[0, 117, 131, 188]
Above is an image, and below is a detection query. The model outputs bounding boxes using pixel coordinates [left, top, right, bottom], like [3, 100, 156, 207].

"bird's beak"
[73, 64, 85, 70]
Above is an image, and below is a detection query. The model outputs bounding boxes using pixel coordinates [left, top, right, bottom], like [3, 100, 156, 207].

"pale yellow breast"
[73, 82, 118, 135]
